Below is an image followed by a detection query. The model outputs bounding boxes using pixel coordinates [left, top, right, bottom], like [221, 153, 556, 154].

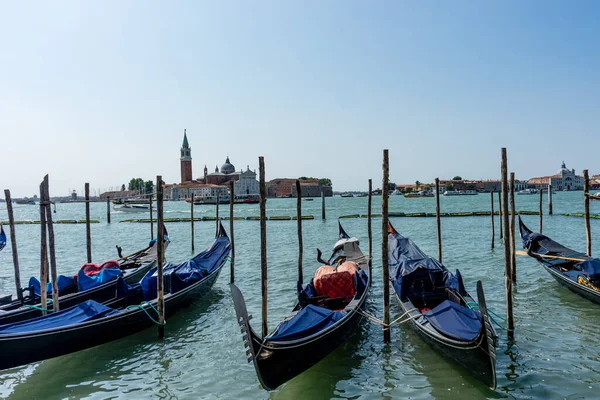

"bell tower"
[180, 129, 192, 182]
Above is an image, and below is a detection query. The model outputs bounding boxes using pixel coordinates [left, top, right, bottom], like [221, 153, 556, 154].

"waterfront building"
[528, 161, 584, 191]
[267, 178, 332, 198]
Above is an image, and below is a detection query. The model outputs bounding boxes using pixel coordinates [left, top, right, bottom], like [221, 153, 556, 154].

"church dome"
[557, 161, 571, 175]
[221, 157, 235, 174]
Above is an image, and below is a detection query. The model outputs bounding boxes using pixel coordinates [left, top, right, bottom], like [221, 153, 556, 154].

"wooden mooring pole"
[296, 180, 303, 285]
[539, 188, 543, 233]
[85, 183, 92, 263]
[149, 197, 154, 240]
[435, 178, 442, 263]
[106, 196, 111, 224]
[190, 194, 195, 253]
[382, 149, 390, 343]
[498, 191, 503, 239]
[39, 179, 49, 315]
[259, 156, 268, 337]
[368, 179, 372, 287]
[4, 190, 23, 303]
[490, 191, 495, 249]
[509, 172, 516, 283]
[42, 175, 60, 311]
[156, 175, 165, 338]
[229, 181, 235, 284]
[584, 170, 591, 256]
[501, 148, 514, 340]
[216, 193, 220, 236]
[548, 184, 553, 215]
[321, 191, 326, 220]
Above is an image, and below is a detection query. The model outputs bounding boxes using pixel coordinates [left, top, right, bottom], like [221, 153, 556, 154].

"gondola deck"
[388, 222, 497, 389]
[231, 222, 370, 390]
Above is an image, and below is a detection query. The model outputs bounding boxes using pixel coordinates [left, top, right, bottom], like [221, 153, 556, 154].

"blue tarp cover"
[0, 300, 119, 334]
[423, 300, 482, 341]
[268, 304, 343, 341]
[141, 235, 231, 301]
[78, 267, 122, 291]
[29, 275, 75, 296]
[0, 225, 6, 251]
[576, 259, 600, 280]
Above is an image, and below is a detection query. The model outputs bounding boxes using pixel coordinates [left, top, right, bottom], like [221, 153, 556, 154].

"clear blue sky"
[1, 1, 598, 197]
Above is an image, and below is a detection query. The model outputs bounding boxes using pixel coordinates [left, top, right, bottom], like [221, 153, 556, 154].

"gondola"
[0, 222, 230, 371]
[387, 222, 497, 389]
[0, 232, 170, 325]
[519, 216, 600, 304]
[0, 225, 6, 251]
[230, 222, 370, 390]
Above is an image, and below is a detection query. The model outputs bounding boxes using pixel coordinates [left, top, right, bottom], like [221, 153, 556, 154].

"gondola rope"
[355, 307, 419, 329]
[126, 301, 166, 326]
[466, 301, 513, 332]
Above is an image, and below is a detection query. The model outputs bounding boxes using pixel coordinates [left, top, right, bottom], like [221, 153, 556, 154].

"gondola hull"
[231, 283, 366, 390]
[0, 255, 157, 325]
[394, 294, 496, 388]
[0, 259, 224, 371]
[518, 217, 600, 304]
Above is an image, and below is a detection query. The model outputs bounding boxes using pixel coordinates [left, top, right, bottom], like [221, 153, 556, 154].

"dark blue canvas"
[268, 305, 344, 341]
[577, 259, 600, 280]
[141, 235, 230, 301]
[0, 225, 6, 251]
[77, 267, 122, 291]
[0, 300, 119, 334]
[423, 300, 482, 341]
[28, 275, 75, 296]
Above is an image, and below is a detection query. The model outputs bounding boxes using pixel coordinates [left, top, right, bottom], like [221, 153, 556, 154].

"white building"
[528, 162, 584, 191]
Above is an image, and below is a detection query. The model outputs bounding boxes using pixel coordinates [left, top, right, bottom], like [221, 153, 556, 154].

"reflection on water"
[0, 193, 599, 399]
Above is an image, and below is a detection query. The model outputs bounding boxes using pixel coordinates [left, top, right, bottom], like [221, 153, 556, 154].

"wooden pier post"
[321, 191, 326, 220]
[382, 149, 390, 343]
[156, 175, 165, 338]
[584, 170, 591, 256]
[548, 184, 553, 215]
[539, 188, 543, 233]
[229, 181, 235, 284]
[190, 194, 195, 253]
[4, 190, 23, 303]
[149, 197, 154, 240]
[368, 179, 372, 287]
[501, 148, 514, 340]
[42, 175, 60, 311]
[216, 193, 220, 236]
[106, 196, 111, 224]
[509, 172, 516, 283]
[490, 191, 495, 249]
[259, 156, 268, 337]
[498, 191, 503, 239]
[39, 179, 49, 315]
[85, 183, 92, 263]
[435, 178, 442, 263]
[296, 180, 303, 285]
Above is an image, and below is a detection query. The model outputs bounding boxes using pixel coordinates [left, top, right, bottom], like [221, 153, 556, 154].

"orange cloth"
[314, 271, 355, 298]
[337, 261, 359, 276]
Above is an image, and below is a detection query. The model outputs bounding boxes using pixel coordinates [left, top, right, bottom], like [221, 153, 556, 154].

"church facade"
[528, 162, 584, 191]
[163, 131, 259, 200]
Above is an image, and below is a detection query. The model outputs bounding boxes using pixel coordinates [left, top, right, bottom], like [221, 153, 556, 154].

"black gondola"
[230, 223, 370, 390]
[0, 223, 230, 371]
[387, 222, 497, 389]
[519, 216, 600, 304]
[0, 235, 169, 325]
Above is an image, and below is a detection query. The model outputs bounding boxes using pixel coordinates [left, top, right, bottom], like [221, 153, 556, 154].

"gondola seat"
[422, 300, 482, 341]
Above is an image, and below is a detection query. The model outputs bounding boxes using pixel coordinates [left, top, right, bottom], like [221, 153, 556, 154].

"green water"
[0, 193, 599, 399]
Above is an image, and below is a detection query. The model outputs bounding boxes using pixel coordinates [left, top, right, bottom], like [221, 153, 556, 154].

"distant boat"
[356, 193, 368, 197]
[404, 190, 434, 198]
[186, 195, 231, 205]
[112, 198, 150, 205]
[0, 225, 6, 252]
[303, 198, 314, 201]
[14, 198, 35, 205]
[390, 189, 403, 196]
[443, 190, 478, 196]
[517, 189, 538, 195]
[113, 204, 155, 213]
[340, 192, 354, 198]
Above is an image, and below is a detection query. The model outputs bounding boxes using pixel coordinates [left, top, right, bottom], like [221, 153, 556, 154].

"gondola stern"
[517, 215, 533, 241]
[338, 221, 350, 239]
[388, 221, 398, 235]
[476, 280, 497, 390]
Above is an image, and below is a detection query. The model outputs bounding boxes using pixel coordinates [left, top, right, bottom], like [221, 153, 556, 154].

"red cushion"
[314, 271, 355, 298]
